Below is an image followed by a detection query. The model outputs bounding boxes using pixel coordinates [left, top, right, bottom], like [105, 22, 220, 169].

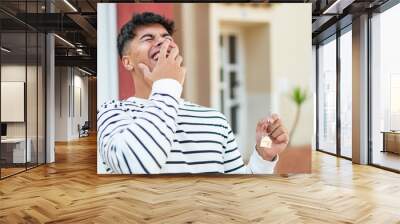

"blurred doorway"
[218, 28, 247, 154]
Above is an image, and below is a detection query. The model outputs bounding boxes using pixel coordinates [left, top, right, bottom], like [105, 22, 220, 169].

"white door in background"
[218, 28, 247, 155]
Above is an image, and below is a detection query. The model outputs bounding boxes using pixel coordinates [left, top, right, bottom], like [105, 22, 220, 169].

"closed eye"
[162, 33, 173, 40]
[140, 34, 154, 42]
[139, 33, 173, 42]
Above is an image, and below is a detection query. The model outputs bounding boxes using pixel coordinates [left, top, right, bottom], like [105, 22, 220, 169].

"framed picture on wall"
[1, 81, 25, 122]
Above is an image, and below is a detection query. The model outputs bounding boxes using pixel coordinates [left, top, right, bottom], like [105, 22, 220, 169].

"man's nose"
[156, 37, 173, 47]
[156, 39, 163, 47]
[155, 37, 171, 47]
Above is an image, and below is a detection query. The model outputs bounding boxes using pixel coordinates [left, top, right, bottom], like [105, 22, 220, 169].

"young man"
[98, 12, 289, 174]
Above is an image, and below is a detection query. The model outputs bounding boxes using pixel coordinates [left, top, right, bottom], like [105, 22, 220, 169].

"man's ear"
[121, 55, 134, 71]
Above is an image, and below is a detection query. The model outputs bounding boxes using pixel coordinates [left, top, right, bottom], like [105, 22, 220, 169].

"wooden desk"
[381, 131, 400, 154]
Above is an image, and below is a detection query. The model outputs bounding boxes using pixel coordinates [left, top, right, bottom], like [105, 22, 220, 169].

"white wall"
[177, 4, 313, 162]
[97, 3, 119, 109]
[1, 65, 40, 138]
[72, 73, 89, 138]
[1, 65, 26, 141]
[264, 4, 312, 147]
[210, 4, 313, 150]
[1, 65, 26, 132]
[55, 67, 89, 141]
[1, 63, 47, 163]
[312, 45, 317, 150]
[242, 24, 271, 160]
[55, 67, 68, 141]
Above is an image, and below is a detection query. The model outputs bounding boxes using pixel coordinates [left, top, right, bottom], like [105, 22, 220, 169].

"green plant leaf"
[290, 86, 308, 106]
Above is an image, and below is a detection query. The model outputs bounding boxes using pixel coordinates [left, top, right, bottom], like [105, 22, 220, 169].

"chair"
[78, 121, 90, 138]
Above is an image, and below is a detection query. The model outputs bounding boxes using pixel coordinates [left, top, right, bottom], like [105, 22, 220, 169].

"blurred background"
[1, 0, 399, 178]
[98, 3, 313, 173]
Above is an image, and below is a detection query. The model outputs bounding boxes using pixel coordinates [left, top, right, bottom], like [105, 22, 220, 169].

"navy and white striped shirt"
[97, 79, 278, 174]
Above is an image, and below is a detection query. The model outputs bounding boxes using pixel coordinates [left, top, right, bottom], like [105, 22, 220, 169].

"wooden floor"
[1, 135, 400, 223]
[1, 163, 44, 178]
[0, 167, 26, 178]
[373, 150, 400, 171]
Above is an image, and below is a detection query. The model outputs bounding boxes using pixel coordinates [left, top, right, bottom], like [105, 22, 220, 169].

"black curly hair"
[117, 12, 175, 59]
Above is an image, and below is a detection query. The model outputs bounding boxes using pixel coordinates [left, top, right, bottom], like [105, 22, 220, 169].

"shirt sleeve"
[97, 79, 182, 174]
[247, 146, 279, 174]
[223, 120, 278, 174]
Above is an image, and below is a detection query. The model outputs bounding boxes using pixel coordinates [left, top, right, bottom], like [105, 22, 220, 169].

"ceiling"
[309, 0, 390, 43]
[0, 0, 99, 74]
[0, 0, 394, 75]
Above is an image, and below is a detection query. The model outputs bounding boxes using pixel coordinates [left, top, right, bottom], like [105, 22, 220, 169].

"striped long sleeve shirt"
[97, 79, 278, 174]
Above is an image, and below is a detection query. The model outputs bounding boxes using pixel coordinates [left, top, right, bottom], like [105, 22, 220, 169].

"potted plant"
[288, 86, 308, 146]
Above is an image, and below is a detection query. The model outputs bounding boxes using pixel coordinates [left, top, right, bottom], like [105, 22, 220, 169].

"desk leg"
[382, 133, 386, 153]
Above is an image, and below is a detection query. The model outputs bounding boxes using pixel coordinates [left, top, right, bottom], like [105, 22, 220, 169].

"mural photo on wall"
[97, 3, 313, 175]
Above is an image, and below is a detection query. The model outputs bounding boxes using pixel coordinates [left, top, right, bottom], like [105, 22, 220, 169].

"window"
[317, 36, 337, 154]
[390, 74, 400, 130]
[370, 2, 400, 171]
[0, 1, 47, 179]
[340, 28, 352, 158]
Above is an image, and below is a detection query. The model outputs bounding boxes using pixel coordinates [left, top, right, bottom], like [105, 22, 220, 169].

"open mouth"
[151, 51, 160, 61]
[150, 49, 171, 61]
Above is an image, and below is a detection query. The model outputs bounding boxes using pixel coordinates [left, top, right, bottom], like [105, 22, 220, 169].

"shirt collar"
[126, 96, 184, 105]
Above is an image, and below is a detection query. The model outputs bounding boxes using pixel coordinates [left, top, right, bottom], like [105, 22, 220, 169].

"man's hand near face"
[255, 114, 289, 161]
[136, 39, 186, 85]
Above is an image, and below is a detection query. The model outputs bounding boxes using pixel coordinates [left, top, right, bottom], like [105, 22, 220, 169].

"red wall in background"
[116, 3, 174, 100]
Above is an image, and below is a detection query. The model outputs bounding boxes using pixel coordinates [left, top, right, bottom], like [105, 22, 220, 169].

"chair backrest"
[82, 121, 90, 129]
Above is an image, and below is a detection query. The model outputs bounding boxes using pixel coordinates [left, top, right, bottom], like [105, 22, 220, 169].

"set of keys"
[260, 135, 272, 148]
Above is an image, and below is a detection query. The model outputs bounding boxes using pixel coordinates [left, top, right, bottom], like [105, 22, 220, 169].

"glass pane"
[318, 37, 337, 154]
[27, 0, 39, 169]
[220, 68, 223, 82]
[38, 32, 45, 165]
[371, 3, 400, 171]
[228, 35, 236, 64]
[27, 31, 38, 169]
[340, 29, 352, 158]
[1, 30, 27, 177]
[229, 71, 237, 99]
[230, 105, 239, 134]
[390, 75, 400, 130]
[220, 89, 224, 114]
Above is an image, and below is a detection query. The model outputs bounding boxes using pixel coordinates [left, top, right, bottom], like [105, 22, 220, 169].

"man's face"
[123, 23, 177, 72]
